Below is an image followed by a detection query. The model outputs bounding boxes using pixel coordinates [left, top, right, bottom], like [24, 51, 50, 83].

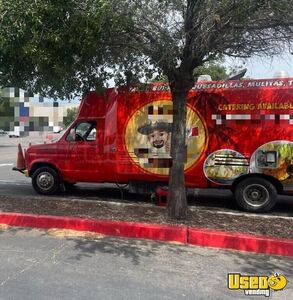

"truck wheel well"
[232, 174, 283, 194]
[30, 163, 59, 178]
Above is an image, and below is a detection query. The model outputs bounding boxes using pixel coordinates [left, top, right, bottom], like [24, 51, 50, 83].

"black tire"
[234, 177, 277, 212]
[32, 166, 60, 195]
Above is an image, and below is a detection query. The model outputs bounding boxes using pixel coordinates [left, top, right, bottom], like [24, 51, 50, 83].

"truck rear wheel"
[32, 167, 60, 195]
[234, 177, 277, 212]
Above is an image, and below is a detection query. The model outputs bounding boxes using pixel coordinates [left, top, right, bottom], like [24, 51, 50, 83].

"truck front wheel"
[234, 177, 277, 212]
[32, 167, 60, 195]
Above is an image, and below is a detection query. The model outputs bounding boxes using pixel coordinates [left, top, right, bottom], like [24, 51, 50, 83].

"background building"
[0, 87, 79, 136]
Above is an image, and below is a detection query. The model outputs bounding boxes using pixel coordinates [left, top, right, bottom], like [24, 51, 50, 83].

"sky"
[225, 53, 293, 79]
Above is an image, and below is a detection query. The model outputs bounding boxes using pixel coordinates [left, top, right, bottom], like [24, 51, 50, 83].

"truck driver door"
[65, 120, 104, 182]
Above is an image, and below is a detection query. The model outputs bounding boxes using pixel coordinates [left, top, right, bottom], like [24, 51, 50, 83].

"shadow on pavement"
[67, 236, 166, 265]
[64, 184, 293, 216]
[232, 251, 293, 276]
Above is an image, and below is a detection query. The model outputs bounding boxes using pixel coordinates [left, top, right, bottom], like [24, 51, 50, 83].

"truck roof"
[126, 78, 293, 93]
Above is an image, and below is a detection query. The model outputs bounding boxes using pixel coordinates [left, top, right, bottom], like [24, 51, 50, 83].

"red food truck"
[14, 77, 293, 212]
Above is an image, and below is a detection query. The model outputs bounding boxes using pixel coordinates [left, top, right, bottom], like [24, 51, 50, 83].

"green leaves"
[1, 0, 293, 98]
[0, 0, 130, 98]
[63, 106, 78, 127]
[195, 62, 228, 81]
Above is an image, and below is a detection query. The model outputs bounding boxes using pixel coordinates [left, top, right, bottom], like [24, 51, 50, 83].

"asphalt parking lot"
[0, 226, 292, 300]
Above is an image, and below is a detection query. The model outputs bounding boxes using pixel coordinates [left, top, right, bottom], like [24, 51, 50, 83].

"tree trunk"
[167, 88, 188, 219]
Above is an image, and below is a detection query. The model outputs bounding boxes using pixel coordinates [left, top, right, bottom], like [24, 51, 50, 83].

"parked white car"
[53, 126, 64, 133]
[8, 130, 20, 138]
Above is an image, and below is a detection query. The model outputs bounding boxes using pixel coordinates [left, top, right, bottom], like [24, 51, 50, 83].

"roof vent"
[273, 70, 289, 78]
[197, 74, 212, 82]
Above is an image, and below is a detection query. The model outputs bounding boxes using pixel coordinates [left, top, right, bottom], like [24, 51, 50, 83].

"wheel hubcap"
[243, 184, 270, 207]
[37, 172, 54, 191]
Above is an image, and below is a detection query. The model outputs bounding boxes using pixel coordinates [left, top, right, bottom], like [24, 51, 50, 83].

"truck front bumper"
[12, 167, 29, 177]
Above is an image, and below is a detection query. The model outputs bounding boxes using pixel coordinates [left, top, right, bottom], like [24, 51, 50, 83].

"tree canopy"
[195, 63, 228, 81]
[0, 0, 132, 98]
[1, 0, 293, 218]
[63, 106, 78, 127]
[1, 0, 293, 96]
[113, 0, 293, 82]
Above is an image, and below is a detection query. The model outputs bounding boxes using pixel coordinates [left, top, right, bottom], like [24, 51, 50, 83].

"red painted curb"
[0, 213, 187, 244]
[188, 228, 293, 257]
[0, 212, 292, 256]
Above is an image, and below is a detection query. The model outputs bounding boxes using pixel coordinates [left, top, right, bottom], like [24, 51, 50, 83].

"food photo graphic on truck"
[13, 76, 293, 213]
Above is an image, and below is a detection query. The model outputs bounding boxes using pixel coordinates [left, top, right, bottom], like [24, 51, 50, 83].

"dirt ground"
[0, 194, 292, 240]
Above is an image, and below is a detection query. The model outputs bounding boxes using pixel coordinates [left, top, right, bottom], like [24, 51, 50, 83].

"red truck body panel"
[25, 78, 293, 192]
